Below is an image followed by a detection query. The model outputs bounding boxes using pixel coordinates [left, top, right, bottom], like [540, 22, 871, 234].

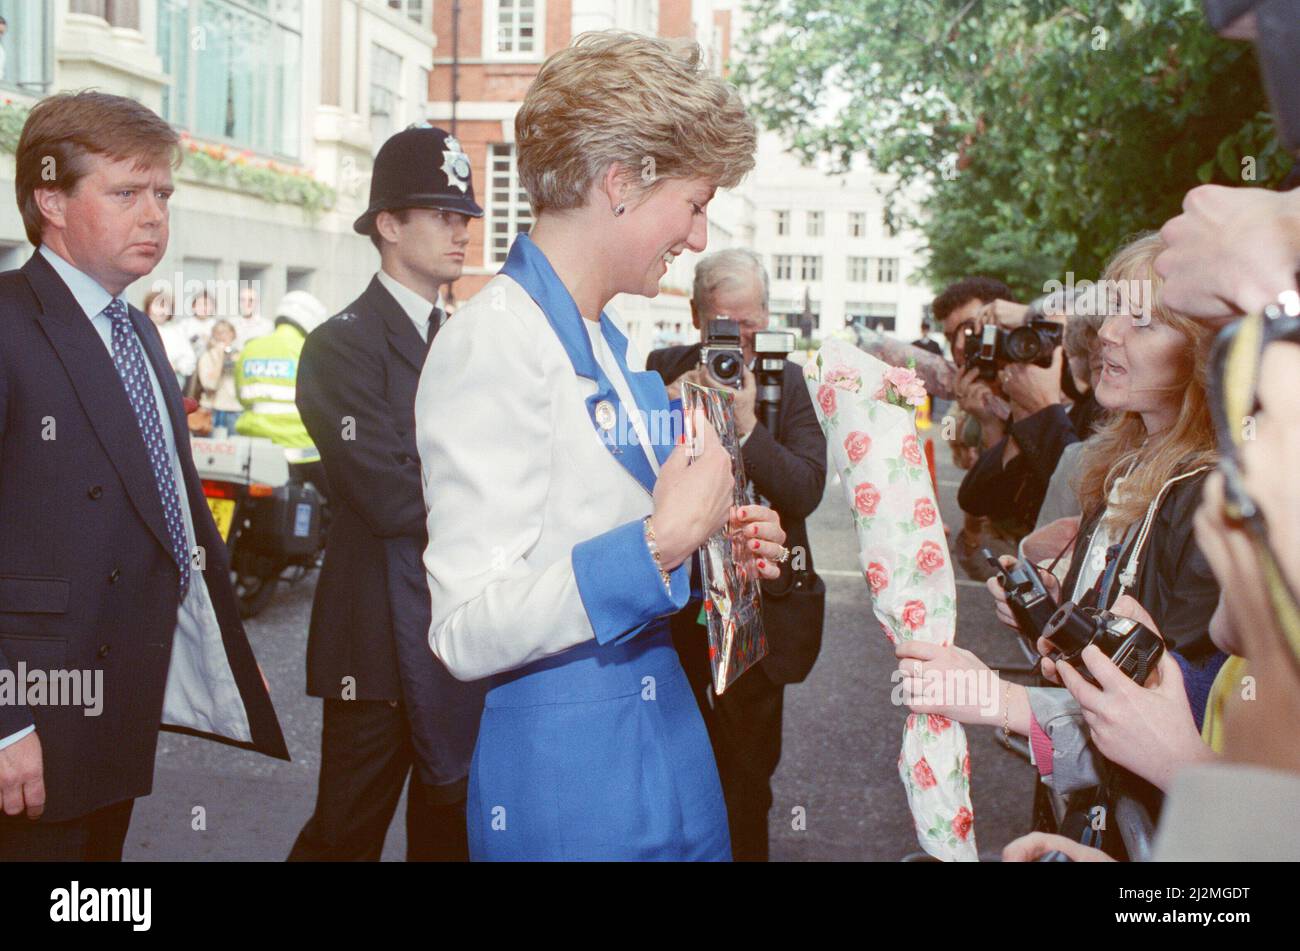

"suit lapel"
[23, 253, 176, 564]
[367, 277, 431, 375]
[500, 235, 667, 495]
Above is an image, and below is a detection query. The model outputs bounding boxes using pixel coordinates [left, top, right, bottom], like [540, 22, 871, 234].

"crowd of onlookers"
[894, 176, 1300, 858]
[143, 284, 278, 434]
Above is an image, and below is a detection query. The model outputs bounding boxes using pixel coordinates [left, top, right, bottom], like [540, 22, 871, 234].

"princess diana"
[413, 31, 786, 860]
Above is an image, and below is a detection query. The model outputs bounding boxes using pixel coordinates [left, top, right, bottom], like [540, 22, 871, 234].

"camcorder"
[754, 329, 796, 435]
[700, 317, 744, 389]
[984, 549, 1058, 646]
[1041, 601, 1165, 686]
[971, 315, 1064, 381]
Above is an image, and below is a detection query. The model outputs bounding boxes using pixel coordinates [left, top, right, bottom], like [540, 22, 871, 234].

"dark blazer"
[958, 393, 1104, 532]
[295, 277, 483, 787]
[0, 252, 288, 823]
[647, 343, 827, 683]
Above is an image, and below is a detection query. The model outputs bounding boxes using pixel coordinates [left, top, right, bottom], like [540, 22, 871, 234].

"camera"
[754, 329, 796, 434]
[972, 316, 1064, 381]
[984, 549, 1058, 645]
[1041, 601, 1165, 686]
[700, 317, 744, 389]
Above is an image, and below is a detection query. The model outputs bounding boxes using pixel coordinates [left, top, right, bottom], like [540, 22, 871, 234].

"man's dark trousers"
[288, 699, 467, 862]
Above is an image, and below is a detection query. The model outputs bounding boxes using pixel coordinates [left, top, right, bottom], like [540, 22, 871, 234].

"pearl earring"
[613, 204, 626, 217]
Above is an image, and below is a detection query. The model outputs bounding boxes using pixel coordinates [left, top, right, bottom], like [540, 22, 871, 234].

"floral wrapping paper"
[805, 338, 978, 861]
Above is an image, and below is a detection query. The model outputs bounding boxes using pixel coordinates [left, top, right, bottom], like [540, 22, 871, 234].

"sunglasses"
[1206, 302, 1300, 669]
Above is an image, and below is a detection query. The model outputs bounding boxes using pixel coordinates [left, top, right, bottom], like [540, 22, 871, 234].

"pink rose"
[853, 482, 881, 516]
[844, 431, 872, 465]
[902, 434, 923, 467]
[824, 365, 862, 392]
[901, 599, 926, 631]
[952, 806, 973, 841]
[927, 713, 952, 734]
[913, 497, 937, 528]
[865, 561, 889, 594]
[916, 540, 945, 576]
[962, 752, 971, 779]
[817, 384, 837, 417]
[912, 758, 937, 790]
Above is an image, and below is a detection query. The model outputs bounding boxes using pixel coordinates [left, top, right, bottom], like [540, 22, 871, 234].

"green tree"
[733, 0, 1290, 298]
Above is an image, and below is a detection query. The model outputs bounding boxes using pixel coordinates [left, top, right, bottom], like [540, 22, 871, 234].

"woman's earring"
[613, 203, 626, 217]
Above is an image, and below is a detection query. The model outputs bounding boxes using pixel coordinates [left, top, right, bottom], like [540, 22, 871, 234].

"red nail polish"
[751, 540, 760, 550]
[758, 560, 766, 569]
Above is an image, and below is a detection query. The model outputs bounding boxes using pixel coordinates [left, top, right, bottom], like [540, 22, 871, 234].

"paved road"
[126, 431, 1036, 861]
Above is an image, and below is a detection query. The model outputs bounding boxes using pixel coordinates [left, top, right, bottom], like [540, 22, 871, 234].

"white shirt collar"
[38, 244, 127, 321]
[376, 269, 443, 340]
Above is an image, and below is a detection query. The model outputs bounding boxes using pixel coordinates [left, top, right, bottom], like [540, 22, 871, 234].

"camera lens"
[1042, 601, 1096, 656]
[1005, 326, 1041, 362]
[711, 353, 740, 383]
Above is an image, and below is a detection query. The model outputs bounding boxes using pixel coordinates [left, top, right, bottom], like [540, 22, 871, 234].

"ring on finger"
[775, 545, 790, 564]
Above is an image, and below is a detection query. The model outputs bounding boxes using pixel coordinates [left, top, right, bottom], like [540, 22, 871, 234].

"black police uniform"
[289, 127, 487, 861]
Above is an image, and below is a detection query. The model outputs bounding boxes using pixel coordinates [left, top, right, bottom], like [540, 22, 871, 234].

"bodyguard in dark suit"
[288, 127, 486, 861]
[648, 248, 827, 862]
[0, 93, 287, 861]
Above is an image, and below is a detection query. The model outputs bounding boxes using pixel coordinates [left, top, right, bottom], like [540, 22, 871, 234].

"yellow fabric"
[1201, 655, 1247, 754]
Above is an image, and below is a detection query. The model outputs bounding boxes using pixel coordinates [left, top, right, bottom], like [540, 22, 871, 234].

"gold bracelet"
[1002, 678, 1012, 740]
[643, 516, 672, 595]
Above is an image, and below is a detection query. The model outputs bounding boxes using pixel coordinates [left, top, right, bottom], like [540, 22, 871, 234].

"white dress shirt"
[377, 268, 442, 342]
[0, 248, 252, 752]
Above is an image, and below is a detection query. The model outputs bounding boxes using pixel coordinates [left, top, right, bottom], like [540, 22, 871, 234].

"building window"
[846, 301, 897, 333]
[874, 257, 899, 283]
[71, 0, 139, 28]
[800, 255, 822, 282]
[411, 65, 431, 124]
[773, 255, 793, 281]
[487, 144, 533, 264]
[157, 0, 303, 159]
[387, 0, 428, 27]
[369, 43, 403, 149]
[806, 210, 823, 238]
[0, 0, 54, 93]
[774, 209, 789, 237]
[487, 0, 541, 58]
[848, 211, 866, 238]
[847, 256, 869, 283]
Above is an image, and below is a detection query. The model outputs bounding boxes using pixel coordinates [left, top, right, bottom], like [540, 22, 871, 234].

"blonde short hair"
[515, 31, 757, 215]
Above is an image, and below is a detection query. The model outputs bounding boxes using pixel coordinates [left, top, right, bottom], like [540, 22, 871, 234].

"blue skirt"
[466, 623, 731, 861]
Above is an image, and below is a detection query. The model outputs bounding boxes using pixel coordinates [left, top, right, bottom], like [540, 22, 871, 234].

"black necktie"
[426, 306, 444, 350]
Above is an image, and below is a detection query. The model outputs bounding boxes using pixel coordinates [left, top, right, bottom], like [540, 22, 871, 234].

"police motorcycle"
[192, 432, 327, 618]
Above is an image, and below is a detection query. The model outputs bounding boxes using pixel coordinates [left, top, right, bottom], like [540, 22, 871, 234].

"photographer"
[647, 248, 827, 862]
[196, 317, 242, 433]
[933, 277, 1015, 464]
[955, 300, 1105, 547]
[898, 234, 1226, 857]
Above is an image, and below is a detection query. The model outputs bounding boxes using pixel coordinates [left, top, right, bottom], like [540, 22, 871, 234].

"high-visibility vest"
[234, 323, 319, 463]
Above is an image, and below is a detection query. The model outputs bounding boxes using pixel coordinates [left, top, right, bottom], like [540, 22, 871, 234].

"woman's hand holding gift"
[894, 640, 1032, 733]
[728, 504, 786, 581]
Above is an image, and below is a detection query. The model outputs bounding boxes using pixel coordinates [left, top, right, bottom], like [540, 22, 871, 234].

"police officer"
[234, 290, 329, 489]
[289, 126, 487, 861]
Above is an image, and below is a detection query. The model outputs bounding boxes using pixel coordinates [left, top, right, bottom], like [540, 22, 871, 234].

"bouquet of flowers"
[806, 338, 978, 861]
